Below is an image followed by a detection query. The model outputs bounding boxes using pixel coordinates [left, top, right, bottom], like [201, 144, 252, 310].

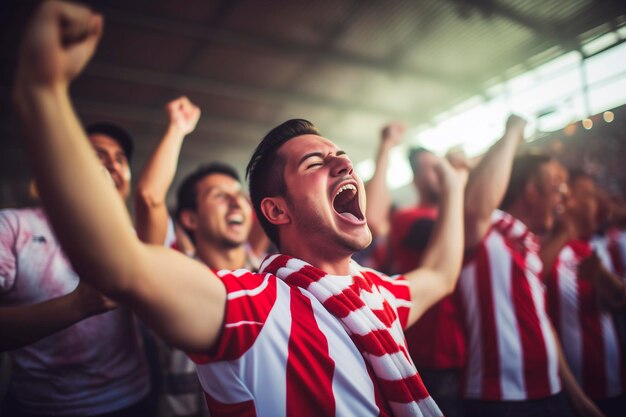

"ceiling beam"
[74, 97, 269, 145]
[83, 62, 413, 119]
[98, 6, 471, 90]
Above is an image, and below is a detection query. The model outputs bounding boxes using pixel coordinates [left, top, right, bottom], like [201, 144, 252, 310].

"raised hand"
[505, 114, 527, 142]
[436, 155, 469, 193]
[166, 96, 201, 136]
[15, 1, 103, 88]
[381, 121, 406, 148]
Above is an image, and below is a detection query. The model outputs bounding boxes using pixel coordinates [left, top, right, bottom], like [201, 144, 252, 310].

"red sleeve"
[188, 270, 277, 364]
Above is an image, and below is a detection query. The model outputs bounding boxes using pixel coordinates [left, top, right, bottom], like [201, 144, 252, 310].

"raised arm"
[134, 96, 200, 244]
[364, 122, 405, 238]
[0, 281, 116, 351]
[12, 1, 225, 352]
[464, 115, 526, 248]
[404, 158, 467, 326]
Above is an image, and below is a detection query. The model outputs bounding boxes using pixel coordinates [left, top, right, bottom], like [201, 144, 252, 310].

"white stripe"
[558, 247, 583, 383]
[487, 233, 526, 399]
[305, 290, 382, 417]
[198, 283, 292, 417]
[526, 251, 560, 394]
[227, 273, 271, 299]
[342, 306, 392, 335]
[601, 312, 622, 397]
[224, 320, 264, 328]
[216, 268, 251, 278]
[259, 253, 281, 272]
[306, 274, 355, 302]
[459, 261, 483, 398]
[379, 285, 412, 309]
[389, 397, 443, 417]
[364, 351, 417, 380]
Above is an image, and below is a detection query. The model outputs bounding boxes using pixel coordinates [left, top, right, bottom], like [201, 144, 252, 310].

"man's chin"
[342, 229, 372, 252]
[220, 237, 247, 250]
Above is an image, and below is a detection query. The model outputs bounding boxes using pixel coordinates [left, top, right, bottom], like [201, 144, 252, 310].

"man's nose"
[330, 156, 353, 177]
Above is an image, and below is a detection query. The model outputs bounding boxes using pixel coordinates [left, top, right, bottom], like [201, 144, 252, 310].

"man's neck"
[280, 242, 353, 276]
[196, 239, 248, 271]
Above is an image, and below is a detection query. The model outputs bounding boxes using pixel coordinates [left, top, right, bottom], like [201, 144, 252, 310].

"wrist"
[13, 80, 68, 112]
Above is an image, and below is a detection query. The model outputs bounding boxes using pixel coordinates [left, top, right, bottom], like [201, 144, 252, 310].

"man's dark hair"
[500, 152, 553, 210]
[86, 122, 134, 162]
[568, 168, 591, 186]
[246, 119, 320, 248]
[408, 147, 433, 177]
[175, 162, 241, 232]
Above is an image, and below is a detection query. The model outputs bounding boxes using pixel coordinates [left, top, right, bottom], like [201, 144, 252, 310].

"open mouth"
[332, 183, 365, 223]
[226, 213, 244, 226]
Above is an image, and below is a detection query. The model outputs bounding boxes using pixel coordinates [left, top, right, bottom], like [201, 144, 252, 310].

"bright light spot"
[603, 111, 614, 123]
[355, 159, 375, 182]
[582, 118, 593, 130]
[355, 148, 413, 190]
[582, 32, 620, 56]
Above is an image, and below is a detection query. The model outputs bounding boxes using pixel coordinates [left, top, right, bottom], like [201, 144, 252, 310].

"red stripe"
[351, 330, 403, 356]
[189, 272, 277, 363]
[578, 276, 607, 397]
[510, 248, 551, 398]
[546, 256, 561, 336]
[475, 242, 501, 399]
[608, 237, 625, 276]
[378, 374, 431, 402]
[286, 288, 335, 417]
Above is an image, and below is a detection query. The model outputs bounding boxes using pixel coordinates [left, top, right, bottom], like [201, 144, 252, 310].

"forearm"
[464, 126, 522, 246]
[136, 126, 185, 208]
[0, 292, 99, 351]
[365, 143, 393, 237]
[404, 181, 464, 325]
[14, 85, 138, 295]
[135, 127, 185, 244]
[419, 182, 465, 287]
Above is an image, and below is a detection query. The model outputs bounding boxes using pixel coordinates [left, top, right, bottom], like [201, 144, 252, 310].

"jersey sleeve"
[187, 269, 278, 364]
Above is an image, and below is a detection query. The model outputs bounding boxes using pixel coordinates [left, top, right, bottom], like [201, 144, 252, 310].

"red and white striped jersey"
[187, 257, 442, 417]
[457, 210, 561, 401]
[547, 239, 626, 399]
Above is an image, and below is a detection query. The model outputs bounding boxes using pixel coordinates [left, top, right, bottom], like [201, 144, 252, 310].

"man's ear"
[260, 197, 290, 225]
[178, 210, 198, 232]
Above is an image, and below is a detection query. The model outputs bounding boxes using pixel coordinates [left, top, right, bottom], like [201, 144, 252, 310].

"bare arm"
[135, 96, 200, 244]
[13, 1, 226, 352]
[404, 158, 467, 326]
[0, 281, 116, 351]
[364, 122, 404, 238]
[464, 115, 526, 248]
